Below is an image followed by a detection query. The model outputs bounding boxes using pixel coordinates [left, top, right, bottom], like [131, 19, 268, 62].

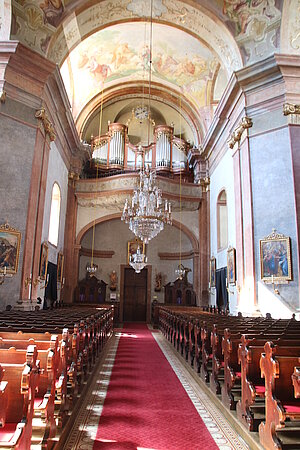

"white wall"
[38, 142, 68, 299]
[210, 148, 237, 313]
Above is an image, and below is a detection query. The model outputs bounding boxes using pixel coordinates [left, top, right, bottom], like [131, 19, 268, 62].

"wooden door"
[123, 268, 147, 321]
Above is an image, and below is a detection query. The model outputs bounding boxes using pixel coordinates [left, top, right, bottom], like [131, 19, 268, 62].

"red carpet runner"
[93, 323, 218, 449]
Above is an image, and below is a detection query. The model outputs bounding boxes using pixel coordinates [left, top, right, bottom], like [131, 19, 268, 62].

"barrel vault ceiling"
[9, 0, 293, 145]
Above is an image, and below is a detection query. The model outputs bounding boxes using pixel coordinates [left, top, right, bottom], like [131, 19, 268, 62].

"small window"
[48, 183, 61, 246]
[217, 190, 228, 250]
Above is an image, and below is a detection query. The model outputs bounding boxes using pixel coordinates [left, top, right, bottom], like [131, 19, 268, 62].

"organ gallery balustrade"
[89, 122, 191, 179]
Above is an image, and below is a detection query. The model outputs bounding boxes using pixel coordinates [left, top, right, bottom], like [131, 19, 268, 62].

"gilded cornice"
[227, 116, 253, 149]
[35, 108, 56, 141]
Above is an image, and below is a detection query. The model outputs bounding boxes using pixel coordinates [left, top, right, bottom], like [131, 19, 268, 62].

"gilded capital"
[200, 176, 210, 192]
[228, 116, 253, 149]
[35, 108, 56, 141]
[283, 103, 300, 116]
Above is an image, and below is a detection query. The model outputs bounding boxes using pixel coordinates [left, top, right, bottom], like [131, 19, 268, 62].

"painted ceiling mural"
[10, 0, 285, 66]
[60, 22, 221, 120]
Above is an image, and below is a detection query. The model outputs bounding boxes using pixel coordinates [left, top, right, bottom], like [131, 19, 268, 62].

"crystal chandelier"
[129, 246, 147, 273]
[86, 262, 98, 274]
[121, 165, 172, 244]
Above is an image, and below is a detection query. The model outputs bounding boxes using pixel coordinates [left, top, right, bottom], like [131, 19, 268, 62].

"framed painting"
[127, 238, 145, 264]
[227, 247, 236, 285]
[0, 223, 21, 274]
[39, 242, 49, 280]
[209, 257, 216, 288]
[260, 229, 292, 282]
[57, 252, 64, 282]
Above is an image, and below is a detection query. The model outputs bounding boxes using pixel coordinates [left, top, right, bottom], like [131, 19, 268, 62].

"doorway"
[123, 267, 147, 322]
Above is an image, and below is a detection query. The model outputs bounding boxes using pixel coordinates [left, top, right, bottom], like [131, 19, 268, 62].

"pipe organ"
[155, 125, 172, 168]
[108, 123, 126, 166]
[90, 122, 190, 176]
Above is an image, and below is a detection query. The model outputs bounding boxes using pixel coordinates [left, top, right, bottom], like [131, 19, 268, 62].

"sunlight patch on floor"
[115, 332, 138, 338]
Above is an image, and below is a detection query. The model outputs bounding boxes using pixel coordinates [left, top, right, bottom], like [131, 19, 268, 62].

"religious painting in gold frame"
[260, 230, 292, 282]
[39, 242, 49, 280]
[57, 252, 64, 282]
[0, 223, 21, 274]
[227, 247, 236, 285]
[127, 238, 145, 265]
[209, 257, 216, 288]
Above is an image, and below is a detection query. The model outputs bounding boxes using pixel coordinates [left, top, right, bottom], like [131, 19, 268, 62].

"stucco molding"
[76, 213, 199, 254]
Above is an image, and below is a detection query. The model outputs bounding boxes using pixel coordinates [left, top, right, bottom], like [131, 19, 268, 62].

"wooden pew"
[236, 335, 266, 431]
[0, 345, 39, 450]
[0, 335, 59, 445]
[259, 341, 300, 450]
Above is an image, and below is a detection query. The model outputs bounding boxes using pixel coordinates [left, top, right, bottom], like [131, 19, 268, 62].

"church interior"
[1, 0, 300, 449]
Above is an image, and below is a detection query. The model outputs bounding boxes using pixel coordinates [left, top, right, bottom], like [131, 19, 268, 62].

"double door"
[123, 268, 147, 321]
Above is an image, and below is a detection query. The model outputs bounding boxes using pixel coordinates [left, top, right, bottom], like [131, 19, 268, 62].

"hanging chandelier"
[129, 246, 147, 273]
[122, 0, 172, 244]
[121, 165, 172, 244]
[86, 262, 98, 274]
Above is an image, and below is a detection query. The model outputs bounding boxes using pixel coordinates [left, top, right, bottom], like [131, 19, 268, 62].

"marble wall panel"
[0, 107, 36, 308]
[251, 125, 299, 310]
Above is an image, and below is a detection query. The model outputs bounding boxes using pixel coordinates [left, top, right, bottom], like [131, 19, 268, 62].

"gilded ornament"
[0, 90, 6, 103]
[228, 116, 253, 149]
[283, 103, 300, 116]
[35, 108, 56, 141]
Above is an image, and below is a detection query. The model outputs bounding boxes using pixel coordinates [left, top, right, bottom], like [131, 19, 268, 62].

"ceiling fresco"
[12, 0, 275, 65]
[60, 22, 221, 120]
[7, 0, 295, 139]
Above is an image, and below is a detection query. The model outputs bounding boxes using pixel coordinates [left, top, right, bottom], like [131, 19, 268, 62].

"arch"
[76, 212, 199, 254]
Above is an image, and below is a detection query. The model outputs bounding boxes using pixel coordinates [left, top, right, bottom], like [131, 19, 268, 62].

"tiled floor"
[63, 330, 250, 450]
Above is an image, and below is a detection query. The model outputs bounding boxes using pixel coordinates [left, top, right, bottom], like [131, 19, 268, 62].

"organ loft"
[0, 1, 300, 449]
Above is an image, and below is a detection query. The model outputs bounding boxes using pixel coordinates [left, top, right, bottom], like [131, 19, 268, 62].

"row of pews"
[158, 305, 300, 450]
[0, 305, 114, 449]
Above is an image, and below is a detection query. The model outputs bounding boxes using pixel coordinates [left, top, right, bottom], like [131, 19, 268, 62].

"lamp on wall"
[121, 0, 172, 244]
[0, 266, 13, 285]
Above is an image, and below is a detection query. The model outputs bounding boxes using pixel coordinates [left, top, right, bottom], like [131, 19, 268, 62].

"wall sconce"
[24, 273, 39, 289]
[58, 277, 65, 292]
[208, 281, 215, 294]
[38, 274, 49, 290]
[0, 267, 13, 285]
[268, 275, 280, 295]
[226, 277, 234, 295]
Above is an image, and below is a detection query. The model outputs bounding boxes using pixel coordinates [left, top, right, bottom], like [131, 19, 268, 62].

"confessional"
[74, 275, 107, 303]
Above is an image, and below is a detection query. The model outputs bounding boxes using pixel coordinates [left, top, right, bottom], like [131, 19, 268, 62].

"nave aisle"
[63, 324, 250, 450]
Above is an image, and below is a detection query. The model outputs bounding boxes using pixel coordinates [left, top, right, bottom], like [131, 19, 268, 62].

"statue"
[109, 270, 117, 291]
[155, 272, 162, 292]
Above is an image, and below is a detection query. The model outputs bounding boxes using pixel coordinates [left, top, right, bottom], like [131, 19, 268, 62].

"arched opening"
[217, 189, 228, 251]
[48, 182, 61, 247]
